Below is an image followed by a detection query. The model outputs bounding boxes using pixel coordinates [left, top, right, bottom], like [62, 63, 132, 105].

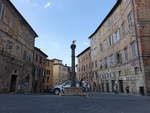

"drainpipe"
[131, 0, 142, 72]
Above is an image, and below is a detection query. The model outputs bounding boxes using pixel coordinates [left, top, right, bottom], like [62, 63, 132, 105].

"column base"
[62, 87, 85, 96]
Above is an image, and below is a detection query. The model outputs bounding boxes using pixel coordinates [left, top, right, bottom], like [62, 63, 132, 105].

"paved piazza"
[0, 94, 150, 113]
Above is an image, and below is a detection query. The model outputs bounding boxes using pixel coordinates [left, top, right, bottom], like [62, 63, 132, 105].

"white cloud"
[83, 41, 90, 46]
[44, 2, 52, 8]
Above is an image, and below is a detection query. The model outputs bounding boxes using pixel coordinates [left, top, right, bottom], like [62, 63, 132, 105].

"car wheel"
[54, 89, 60, 95]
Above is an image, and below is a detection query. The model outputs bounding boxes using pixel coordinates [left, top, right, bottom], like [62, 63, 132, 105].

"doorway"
[10, 75, 17, 92]
[111, 80, 115, 92]
[119, 80, 124, 93]
[139, 87, 145, 96]
[101, 83, 104, 92]
[106, 81, 110, 92]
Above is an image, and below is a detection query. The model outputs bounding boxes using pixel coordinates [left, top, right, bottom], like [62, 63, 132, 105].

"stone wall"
[0, 0, 36, 93]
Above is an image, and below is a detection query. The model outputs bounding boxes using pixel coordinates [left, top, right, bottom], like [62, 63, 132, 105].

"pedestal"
[62, 87, 85, 96]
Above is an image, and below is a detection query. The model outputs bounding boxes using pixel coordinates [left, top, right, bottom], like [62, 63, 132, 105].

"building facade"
[0, 0, 38, 93]
[52, 59, 71, 86]
[89, 0, 150, 95]
[77, 47, 95, 90]
[32, 47, 48, 93]
[45, 59, 54, 90]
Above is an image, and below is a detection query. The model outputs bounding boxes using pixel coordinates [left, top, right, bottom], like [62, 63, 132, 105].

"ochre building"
[45, 59, 54, 90]
[45, 59, 71, 90]
[88, 0, 150, 95]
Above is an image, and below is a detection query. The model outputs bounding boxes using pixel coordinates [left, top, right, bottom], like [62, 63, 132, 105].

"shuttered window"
[0, 2, 4, 19]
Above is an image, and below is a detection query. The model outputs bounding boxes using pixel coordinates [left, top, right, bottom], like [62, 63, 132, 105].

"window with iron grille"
[0, 2, 4, 20]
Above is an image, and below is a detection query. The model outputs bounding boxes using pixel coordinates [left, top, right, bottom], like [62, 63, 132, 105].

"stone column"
[70, 40, 76, 87]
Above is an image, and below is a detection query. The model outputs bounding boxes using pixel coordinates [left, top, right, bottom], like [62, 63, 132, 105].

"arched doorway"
[25, 75, 30, 90]
[10, 75, 17, 92]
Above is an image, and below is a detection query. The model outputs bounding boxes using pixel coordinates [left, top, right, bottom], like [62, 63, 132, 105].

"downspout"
[131, 0, 142, 72]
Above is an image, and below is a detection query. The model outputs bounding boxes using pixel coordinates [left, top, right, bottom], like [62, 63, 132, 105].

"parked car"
[50, 80, 80, 95]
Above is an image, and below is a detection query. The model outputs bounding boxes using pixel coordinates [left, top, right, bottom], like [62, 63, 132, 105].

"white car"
[51, 80, 80, 95]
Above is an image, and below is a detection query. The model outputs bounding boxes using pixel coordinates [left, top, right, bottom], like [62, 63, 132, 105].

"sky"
[10, 0, 116, 66]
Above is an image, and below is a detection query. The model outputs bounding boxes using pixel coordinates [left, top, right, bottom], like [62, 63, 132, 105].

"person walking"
[126, 86, 129, 94]
[86, 83, 91, 97]
[79, 78, 86, 92]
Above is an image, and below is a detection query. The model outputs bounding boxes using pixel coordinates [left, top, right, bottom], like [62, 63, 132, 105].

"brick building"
[76, 47, 95, 90]
[88, 0, 150, 95]
[32, 47, 48, 93]
[0, 0, 38, 93]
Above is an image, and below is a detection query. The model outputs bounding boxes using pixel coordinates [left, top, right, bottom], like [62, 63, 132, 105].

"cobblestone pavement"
[0, 93, 150, 113]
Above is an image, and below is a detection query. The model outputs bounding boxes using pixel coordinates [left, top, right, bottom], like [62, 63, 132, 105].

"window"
[113, 29, 120, 43]
[78, 59, 80, 63]
[40, 56, 42, 64]
[86, 64, 88, 70]
[134, 67, 139, 74]
[92, 62, 94, 69]
[100, 43, 103, 52]
[104, 57, 107, 69]
[95, 60, 97, 68]
[23, 50, 27, 60]
[116, 52, 122, 64]
[125, 0, 131, 6]
[47, 77, 49, 82]
[124, 47, 128, 61]
[89, 64, 90, 69]
[108, 35, 113, 46]
[78, 67, 80, 72]
[103, 40, 108, 51]
[47, 70, 50, 74]
[16, 45, 20, 51]
[113, 32, 116, 43]
[121, 22, 125, 36]
[6, 40, 13, 49]
[28, 55, 31, 62]
[107, 56, 111, 67]
[117, 29, 120, 41]
[0, 2, 4, 19]
[36, 54, 38, 62]
[119, 71, 122, 77]
[84, 65, 85, 71]
[100, 61, 102, 69]
[110, 55, 114, 66]
[131, 41, 137, 58]
[128, 11, 134, 30]
[47, 61, 49, 66]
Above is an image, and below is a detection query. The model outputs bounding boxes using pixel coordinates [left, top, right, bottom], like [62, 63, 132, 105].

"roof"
[77, 47, 90, 57]
[52, 59, 62, 61]
[34, 47, 48, 57]
[46, 59, 54, 62]
[8, 0, 38, 37]
[88, 0, 122, 39]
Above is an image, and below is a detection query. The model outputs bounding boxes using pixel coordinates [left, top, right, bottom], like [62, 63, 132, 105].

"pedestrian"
[113, 85, 118, 94]
[79, 78, 86, 92]
[126, 86, 129, 94]
[79, 78, 83, 87]
[86, 83, 91, 97]
[87, 83, 91, 92]
[93, 82, 97, 92]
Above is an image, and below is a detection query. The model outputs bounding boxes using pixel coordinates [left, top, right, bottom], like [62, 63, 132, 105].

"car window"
[62, 81, 71, 86]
